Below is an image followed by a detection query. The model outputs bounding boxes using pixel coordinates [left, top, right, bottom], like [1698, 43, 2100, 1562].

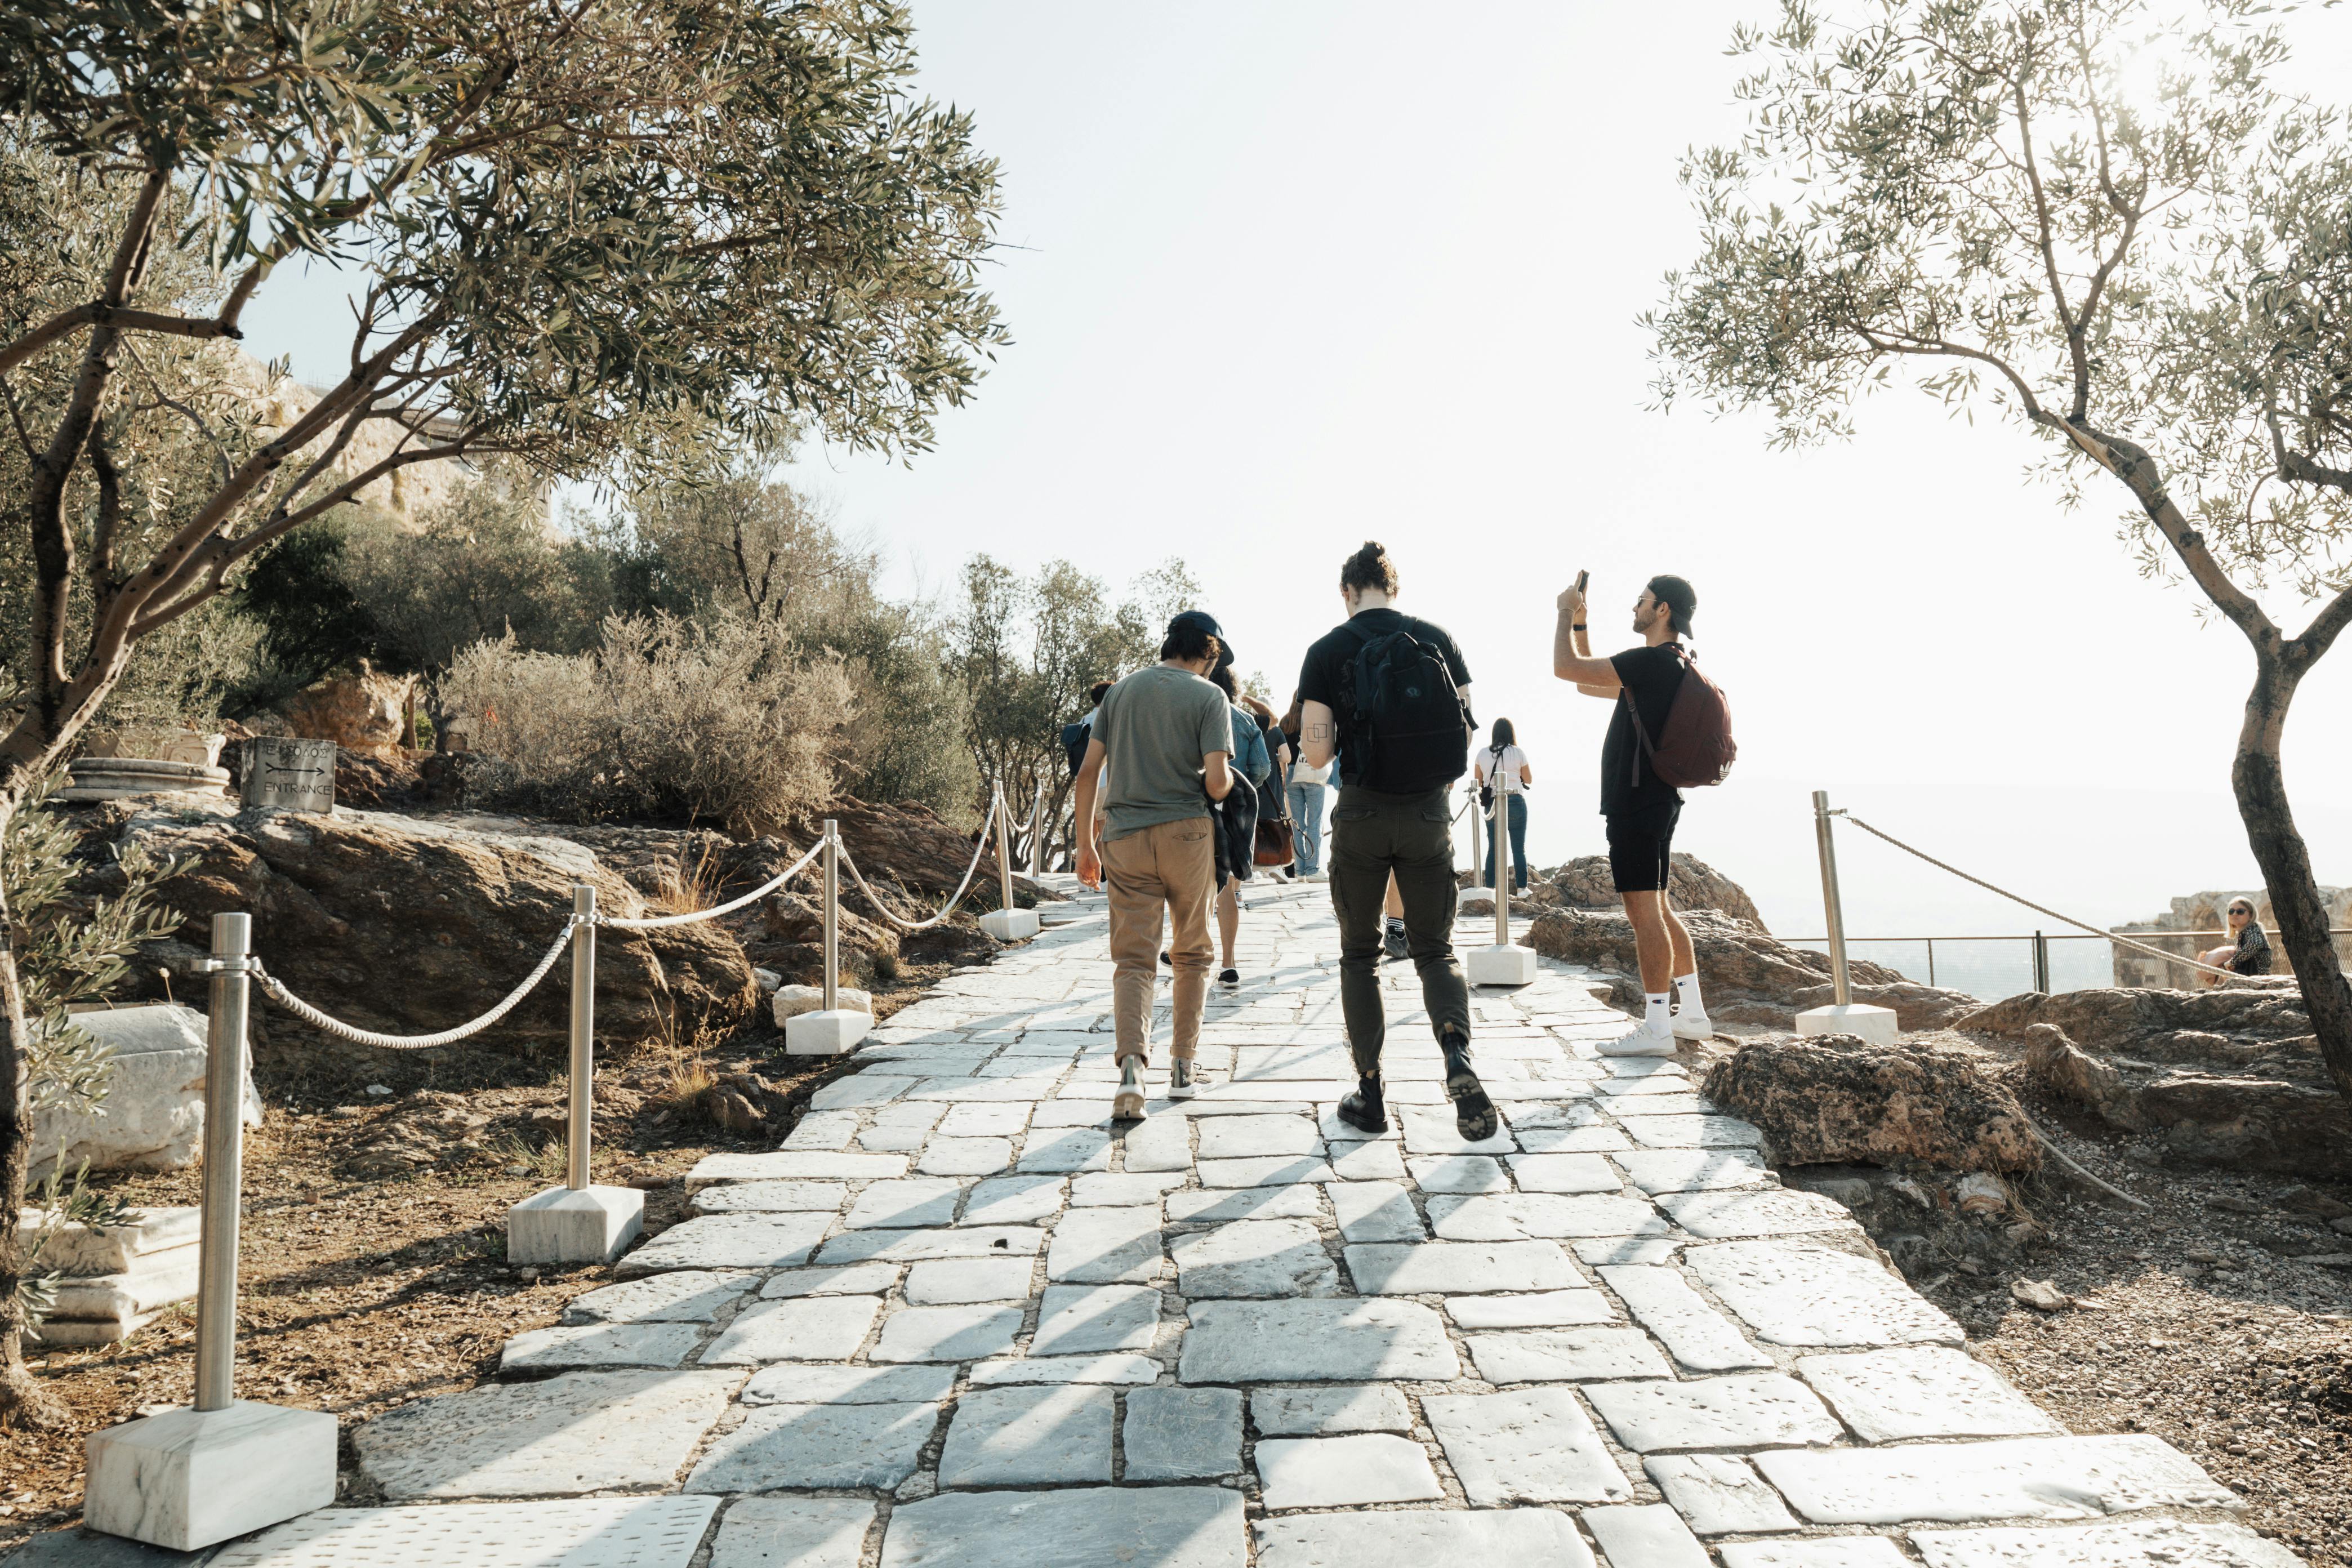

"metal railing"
[1780, 928, 2352, 995]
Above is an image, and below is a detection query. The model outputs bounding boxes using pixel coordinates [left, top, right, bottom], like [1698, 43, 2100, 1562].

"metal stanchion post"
[823, 819, 840, 1014]
[1815, 791, 1853, 1008]
[193, 913, 250, 1413]
[980, 776, 1041, 942]
[1028, 791, 1044, 876]
[1493, 789, 1511, 951]
[789, 819, 871, 1054]
[510, 882, 643, 1264]
[2033, 930, 2051, 995]
[1466, 781, 1535, 986]
[1466, 783, 1483, 880]
[1797, 791, 1897, 1043]
[566, 881, 595, 1192]
[84, 914, 335, 1551]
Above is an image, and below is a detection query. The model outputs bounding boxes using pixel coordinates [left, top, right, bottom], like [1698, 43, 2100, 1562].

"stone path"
[219, 884, 2300, 1566]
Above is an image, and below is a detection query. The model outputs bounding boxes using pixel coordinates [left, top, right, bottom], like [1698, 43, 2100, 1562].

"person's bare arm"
[1073, 737, 1108, 888]
[1518, 760, 1534, 786]
[1553, 586, 1618, 696]
[1300, 700, 1337, 769]
[1204, 750, 1235, 801]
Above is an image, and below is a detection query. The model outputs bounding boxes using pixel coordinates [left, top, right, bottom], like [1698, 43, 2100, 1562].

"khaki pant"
[1102, 816, 1216, 1062]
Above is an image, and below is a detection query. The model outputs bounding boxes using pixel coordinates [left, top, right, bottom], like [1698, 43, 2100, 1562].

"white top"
[1473, 745, 1531, 794]
[1290, 755, 1333, 787]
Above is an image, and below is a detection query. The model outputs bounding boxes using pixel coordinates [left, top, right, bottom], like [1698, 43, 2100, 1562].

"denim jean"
[1287, 781, 1326, 875]
[1483, 792, 1529, 892]
[1327, 785, 1471, 1077]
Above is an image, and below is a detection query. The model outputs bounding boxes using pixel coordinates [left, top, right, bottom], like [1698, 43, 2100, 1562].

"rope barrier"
[600, 840, 825, 930]
[837, 785, 1004, 932]
[1834, 810, 2246, 981]
[251, 917, 583, 1049]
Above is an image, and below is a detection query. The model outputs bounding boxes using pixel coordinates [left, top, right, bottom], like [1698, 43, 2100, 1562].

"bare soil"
[0, 929, 982, 1552]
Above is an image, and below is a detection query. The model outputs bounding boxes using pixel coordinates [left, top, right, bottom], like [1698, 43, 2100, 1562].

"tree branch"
[2012, 70, 2091, 417]
[2289, 580, 2352, 670]
[1855, 327, 2048, 419]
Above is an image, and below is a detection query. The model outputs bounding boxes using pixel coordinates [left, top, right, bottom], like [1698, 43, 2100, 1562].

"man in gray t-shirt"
[1072, 612, 1236, 1118]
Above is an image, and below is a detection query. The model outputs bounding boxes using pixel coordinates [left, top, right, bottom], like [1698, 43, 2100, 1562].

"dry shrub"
[443, 614, 852, 832]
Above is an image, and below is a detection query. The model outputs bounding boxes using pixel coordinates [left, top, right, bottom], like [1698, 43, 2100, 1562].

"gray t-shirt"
[1094, 664, 1233, 841]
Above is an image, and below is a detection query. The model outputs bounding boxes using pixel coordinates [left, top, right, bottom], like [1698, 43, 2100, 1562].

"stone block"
[1796, 1346, 2060, 1442]
[903, 1258, 1035, 1305]
[711, 1498, 875, 1568]
[1045, 1208, 1162, 1284]
[1582, 1504, 1712, 1568]
[563, 1270, 761, 1324]
[618, 1211, 829, 1275]
[967, 1353, 1159, 1384]
[687, 1401, 939, 1492]
[1685, 1240, 1964, 1348]
[1124, 1386, 1242, 1479]
[938, 1385, 1113, 1487]
[83, 1401, 336, 1552]
[877, 1486, 1247, 1568]
[210, 1496, 719, 1568]
[1171, 1218, 1337, 1297]
[1585, 1372, 1843, 1452]
[1254, 1433, 1443, 1508]
[1752, 1433, 2234, 1525]
[741, 1364, 957, 1406]
[1465, 943, 1539, 987]
[1645, 1454, 1800, 1535]
[1250, 1384, 1414, 1435]
[1422, 1386, 1633, 1505]
[1255, 1510, 1594, 1567]
[1796, 1001, 1899, 1044]
[1718, 1543, 1910, 1568]
[700, 1295, 881, 1364]
[507, 1184, 644, 1266]
[1345, 1239, 1579, 1294]
[499, 1322, 701, 1371]
[355, 1369, 739, 1498]
[1029, 1285, 1161, 1355]
[1910, 1520, 2305, 1568]
[978, 908, 1041, 941]
[786, 1008, 872, 1056]
[1178, 1298, 1458, 1383]
[1328, 1181, 1424, 1242]
[870, 1304, 1023, 1362]
[1446, 1289, 1615, 1329]
[1465, 1326, 1672, 1384]
[30, 1008, 260, 1178]
[1598, 1264, 1770, 1371]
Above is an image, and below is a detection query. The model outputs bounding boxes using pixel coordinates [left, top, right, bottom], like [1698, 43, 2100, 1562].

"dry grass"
[648, 1049, 719, 1121]
[650, 848, 726, 916]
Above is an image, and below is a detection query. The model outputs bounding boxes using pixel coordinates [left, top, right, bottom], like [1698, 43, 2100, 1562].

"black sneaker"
[1382, 919, 1409, 961]
[1441, 1031, 1498, 1142]
[1217, 968, 1240, 992]
[1337, 1073, 1388, 1134]
[1160, 951, 1172, 966]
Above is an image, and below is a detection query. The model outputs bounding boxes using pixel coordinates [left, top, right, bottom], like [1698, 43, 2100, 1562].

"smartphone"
[1575, 569, 1589, 595]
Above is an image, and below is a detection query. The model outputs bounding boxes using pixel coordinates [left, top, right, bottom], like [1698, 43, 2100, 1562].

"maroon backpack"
[1624, 645, 1736, 789]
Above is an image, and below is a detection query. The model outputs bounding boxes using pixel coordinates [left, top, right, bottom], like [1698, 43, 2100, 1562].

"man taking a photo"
[1296, 541, 1494, 1142]
[1553, 574, 1711, 1056]
[1073, 611, 1236, 1118]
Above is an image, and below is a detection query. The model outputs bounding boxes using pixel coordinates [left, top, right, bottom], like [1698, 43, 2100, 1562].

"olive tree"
[1647, 0, 2352, 1095]
[0, 0, 1002, 1422]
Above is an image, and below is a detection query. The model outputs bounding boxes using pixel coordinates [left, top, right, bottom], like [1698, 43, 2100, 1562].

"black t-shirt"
[1601, 642, 1687, 816]
[1296, 608, 1473, 791]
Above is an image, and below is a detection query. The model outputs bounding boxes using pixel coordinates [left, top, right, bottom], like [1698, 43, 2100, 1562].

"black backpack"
[1342, 625, 1471, 794]
[1061, 719, 1092, 778]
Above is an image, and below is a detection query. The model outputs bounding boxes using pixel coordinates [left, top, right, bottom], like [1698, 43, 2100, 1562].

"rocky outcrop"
[1527, 907, 1981, 1031]
[1957, 986, 2314, 1063]
[104, 804, 758, 1052]
[1544, 852, 1767, 930]
[1703, 1034, 2042, 1174]
[2018, 1015, 2352, 1179]
[758, 893, 898, 988]
[276, 663, 417, 756]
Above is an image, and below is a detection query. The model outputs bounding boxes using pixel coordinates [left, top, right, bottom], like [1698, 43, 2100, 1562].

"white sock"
[1674, 972, 1704, 1015]
[1643, 993, 1672, 1033]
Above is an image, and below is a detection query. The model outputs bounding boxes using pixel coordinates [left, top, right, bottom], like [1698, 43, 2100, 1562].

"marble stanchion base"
[83, 1400, 335, 1551]
[1465, 944, 1539, 987]
[785, 1008, 872, 1056]
[979, 908, 1042, 941]
[507, 1184, 644, 1265]
[1796, 1001, 1900, 1045]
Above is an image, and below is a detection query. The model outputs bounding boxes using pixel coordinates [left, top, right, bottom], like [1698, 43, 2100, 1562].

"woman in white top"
[1472, 718, 1534, 892]
[1282, 696, 1331, 877]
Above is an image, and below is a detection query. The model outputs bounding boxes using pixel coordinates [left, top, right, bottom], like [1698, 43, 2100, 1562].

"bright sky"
[243, 2, 2352, 950]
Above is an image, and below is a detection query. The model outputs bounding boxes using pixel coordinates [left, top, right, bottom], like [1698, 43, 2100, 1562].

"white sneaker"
[1671, 1010, 1716, 1041]
[1600, 1021, 1677, 1057]
[1113, 1058, 1146, 1120]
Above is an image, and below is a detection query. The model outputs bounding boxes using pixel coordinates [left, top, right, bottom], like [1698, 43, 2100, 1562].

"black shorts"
[1606, 802, 1682, 893]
